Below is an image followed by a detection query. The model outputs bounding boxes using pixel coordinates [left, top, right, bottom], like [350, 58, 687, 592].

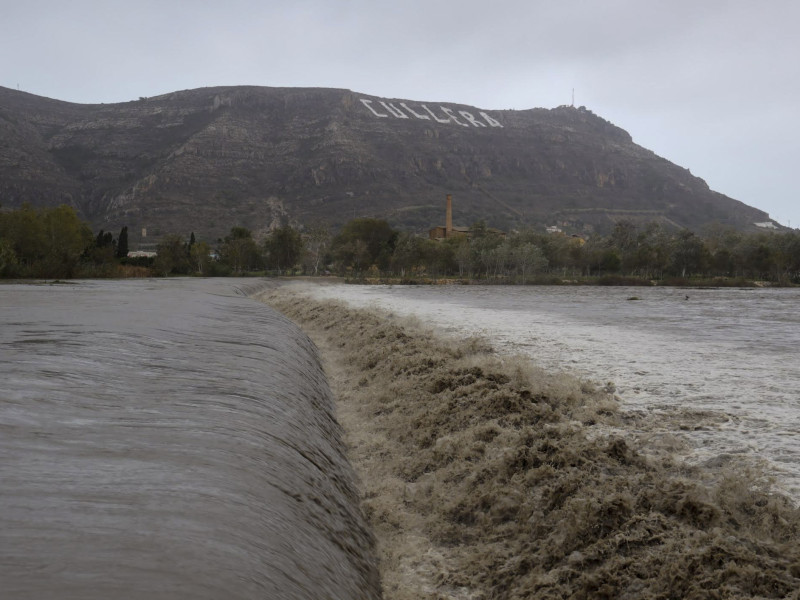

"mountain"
[0, 85, 773, 246]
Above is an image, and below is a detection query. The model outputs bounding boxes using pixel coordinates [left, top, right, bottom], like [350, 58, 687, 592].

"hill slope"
[0, 85, 772, 244]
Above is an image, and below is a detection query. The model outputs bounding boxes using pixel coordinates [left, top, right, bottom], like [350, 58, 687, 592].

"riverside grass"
[260, 289, 800, 600]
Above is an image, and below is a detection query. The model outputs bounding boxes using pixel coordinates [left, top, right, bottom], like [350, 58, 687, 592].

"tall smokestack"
[446, 194, 453, 237]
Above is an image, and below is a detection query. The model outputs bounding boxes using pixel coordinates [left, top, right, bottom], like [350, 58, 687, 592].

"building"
[429, 194, 467, 240]
[429, 194, 503, 240]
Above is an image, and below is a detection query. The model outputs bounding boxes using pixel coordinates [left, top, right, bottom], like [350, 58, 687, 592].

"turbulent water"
[288, 281, 800, 500]
[0, 279, 379, 600]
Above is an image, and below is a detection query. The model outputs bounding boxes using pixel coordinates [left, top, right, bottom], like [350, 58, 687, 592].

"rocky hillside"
[0, 85, 772, 245]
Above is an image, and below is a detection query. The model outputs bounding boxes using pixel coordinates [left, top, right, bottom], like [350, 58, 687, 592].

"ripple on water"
[0, 279, 380, 600]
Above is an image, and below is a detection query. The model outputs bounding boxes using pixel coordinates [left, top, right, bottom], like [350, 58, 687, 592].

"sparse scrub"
[260, 289, 800, 600]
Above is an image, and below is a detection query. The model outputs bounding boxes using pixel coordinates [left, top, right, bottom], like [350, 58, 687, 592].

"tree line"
[0, 204, 94, 278]
[314, 218, 800, 284]
[201, 217, 800, 284]
[2, 204, 800, 284]
[0, 204, 147, 278]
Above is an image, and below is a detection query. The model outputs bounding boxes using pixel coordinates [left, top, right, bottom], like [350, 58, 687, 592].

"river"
[286, 281, 800, 501]
[0, 278, 380, 600]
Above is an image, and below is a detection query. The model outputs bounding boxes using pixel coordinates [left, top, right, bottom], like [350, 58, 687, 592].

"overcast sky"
[2, 0, 798, 228]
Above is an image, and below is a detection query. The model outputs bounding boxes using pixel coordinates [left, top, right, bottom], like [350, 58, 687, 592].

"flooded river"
[0, 279, 379, 599]
[287, 282, 800, 501]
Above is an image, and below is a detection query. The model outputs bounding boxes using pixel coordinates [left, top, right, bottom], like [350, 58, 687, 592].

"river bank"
[341, 274, 792, 288]
[261, 286, 800, 599]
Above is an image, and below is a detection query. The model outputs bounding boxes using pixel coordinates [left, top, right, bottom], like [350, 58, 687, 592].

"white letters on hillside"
[361, 99, 389, 117]
[440, 107, 467, 127]
[479, 111, 502, 127]
[359, 98, 503, 128]
[379, 101, 409, 118]
[400, 103, 429, 120]
[422, 104, 451, 124]
[459, 111, 486, 127]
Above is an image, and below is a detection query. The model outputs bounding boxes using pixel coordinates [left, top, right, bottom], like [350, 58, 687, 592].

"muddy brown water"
[292, 281, 800, 501]
[0, 279, 380, 599]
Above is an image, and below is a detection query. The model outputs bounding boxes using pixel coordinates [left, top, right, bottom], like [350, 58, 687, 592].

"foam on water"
[0, 279, 380, 600]
[290, 282, 800, 500]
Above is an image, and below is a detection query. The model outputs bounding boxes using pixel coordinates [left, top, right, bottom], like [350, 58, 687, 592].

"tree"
[610, 219, 638, 271]
[599, 248, 622, 273]
[509, 243, 548, 283]
[190, 241, 211, 275]
[468, 225, 503, 278]
[302, 224, 331, 275]
[537, 232, 574, 272]
[469, 220, 489, 239]
[86, 228, 117, 271]
[420, 238, 455, 279]
[264, 225, 304, 273]
[704, 224, 742, 277]
[453, 238, 472, 277]
[772, 231, 800, 282]
[0, 238, 17, 276]
[669, 230, 708, 278]
[219, 227, 262, 273]
[116, 226, 129, 258]
[0, 203, 46, 267]
[95, 229, 115, 250]
[154, 234, 191, 276]
[40, 205, 93, 277]
[482, 242, 509, 278]
[331, 218, 397, 272]
[628, 222, 670, 279]
[0, 204, 92, 278]
[350, 239, 370, 273]
[390, 232, 424, 277]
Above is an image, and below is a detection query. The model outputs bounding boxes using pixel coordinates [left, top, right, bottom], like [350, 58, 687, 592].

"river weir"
[263, 282, 800, 599]
[0, 279, 380, 600]
[284, 281, 800, 501]
[5, 277, 800, 599]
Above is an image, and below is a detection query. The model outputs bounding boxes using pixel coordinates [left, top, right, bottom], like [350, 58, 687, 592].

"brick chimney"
[446, 194, 453, 238]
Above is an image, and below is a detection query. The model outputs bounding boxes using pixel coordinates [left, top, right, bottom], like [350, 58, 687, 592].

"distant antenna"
[571, 88, 574, 107]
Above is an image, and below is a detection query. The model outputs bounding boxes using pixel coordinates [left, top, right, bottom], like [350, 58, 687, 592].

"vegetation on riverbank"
[3, 204, 799, 285]
[0, 204, 151, 278]
[326, 218, 800, 286]
[263, 289, 800, 599]
[343, 274, 775, 288]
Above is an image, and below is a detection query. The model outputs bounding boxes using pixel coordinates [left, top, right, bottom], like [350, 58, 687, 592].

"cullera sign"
[360, 98, 503, 128]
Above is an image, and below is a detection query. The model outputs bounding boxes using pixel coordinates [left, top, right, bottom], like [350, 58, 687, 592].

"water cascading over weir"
[0, 279, 381, 600]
